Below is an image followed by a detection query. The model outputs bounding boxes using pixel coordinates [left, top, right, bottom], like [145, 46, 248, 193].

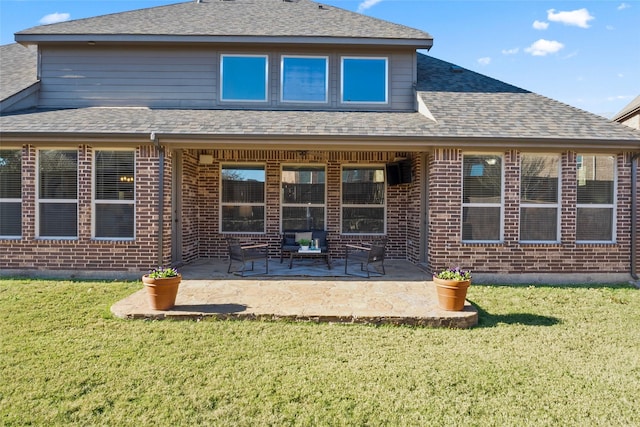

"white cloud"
[477, 57, 491, 66]
[617, 3, 631, 11]
[525, 39, 565, 56]
[533, 20, 549, 30]
[606, 25, 615, 30]
[39, 12, 70, 25]
[357, 0, 383, 13]
[547, 8, 594, 28]
[607, 95, 633, 101]
[501, 47, 519, 55]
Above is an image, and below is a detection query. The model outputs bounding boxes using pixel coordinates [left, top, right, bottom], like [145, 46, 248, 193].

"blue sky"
[1, 0, 638, 118]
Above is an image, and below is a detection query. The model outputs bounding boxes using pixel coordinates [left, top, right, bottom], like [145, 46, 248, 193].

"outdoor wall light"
[199, 154, 214, 164]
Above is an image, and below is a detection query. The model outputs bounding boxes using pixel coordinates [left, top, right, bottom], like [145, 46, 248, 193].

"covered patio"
[111, 259, 478, 328]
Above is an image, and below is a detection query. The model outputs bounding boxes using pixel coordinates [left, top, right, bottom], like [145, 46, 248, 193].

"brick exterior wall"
[406, 155, 422, 264]
[427, 149, 635, 275]
[629, 153, 640, 274]
[183, 149, 415, 262]
[1, 144, 635, 278]
[180, 150, 200, 263]
[0, 144, 171, 273]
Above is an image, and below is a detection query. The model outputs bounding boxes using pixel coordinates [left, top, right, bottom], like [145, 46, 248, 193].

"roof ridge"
[15, 0, 432, 43]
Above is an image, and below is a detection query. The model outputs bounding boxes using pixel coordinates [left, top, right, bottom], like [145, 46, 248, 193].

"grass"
[1, 278, 639, 426]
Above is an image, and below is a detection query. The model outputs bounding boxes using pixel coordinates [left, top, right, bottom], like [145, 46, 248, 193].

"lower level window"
[520, 154, 560, 242]
[221, 165, 265, 232]
[94, 150, 135, 239]
[341, 166, 385, 234]
[0, 149, 22, 238]
[38, 149, 78, 238]
[281, 165, 325, 230]
[462, 154, 503, 242]
[576, 154, 615, 242]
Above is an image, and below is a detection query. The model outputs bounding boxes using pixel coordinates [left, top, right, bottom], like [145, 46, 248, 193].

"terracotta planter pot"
[142, 274, 182, 310]
[433, 276, 470, 311]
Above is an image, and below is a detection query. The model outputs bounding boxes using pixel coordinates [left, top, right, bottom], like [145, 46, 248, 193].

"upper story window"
[462, 154, 503, 242]
[38, 149, 78, 239]
[220, 55, 268, 102]
[520, 154, 560, 243]
[94, 150, 135, 240]
[0, 149, 22, 238]
[341, 57, 388, 104]
[221, 165, 265, 233]
[341, 166, 386, 234]
[281, 56, 328, 103]
[281, 165, 326, 230]
[576, 154, 616, 242]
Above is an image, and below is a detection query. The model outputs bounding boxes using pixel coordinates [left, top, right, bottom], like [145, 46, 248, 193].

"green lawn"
[1, 278, 639, 426]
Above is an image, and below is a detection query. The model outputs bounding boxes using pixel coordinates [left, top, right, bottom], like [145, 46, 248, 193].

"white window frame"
[461, 153, 504, 243]
[576, 154, 617, 243]
[519, 153, 561, 243]
[340, 56, 389, 105]
[280, 55, 329, 104]
[0, 148, 22, 239]
[36, 148, 78, 240]
[220, 54, 269, 102]
[92, 149, 136, 241]
[280, 164, 327, 231]
[220, 163, 266, 234]
[340, 164, 387, 235]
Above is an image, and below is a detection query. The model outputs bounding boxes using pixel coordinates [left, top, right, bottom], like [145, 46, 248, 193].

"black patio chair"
[344, 238, 387, 278]
[226, 237, 269, 276]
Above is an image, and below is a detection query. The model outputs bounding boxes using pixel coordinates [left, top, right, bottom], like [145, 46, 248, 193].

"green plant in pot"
[142, 266, 182, 310]
[433, 266, 471, 311]
[298, 238, 311, 249]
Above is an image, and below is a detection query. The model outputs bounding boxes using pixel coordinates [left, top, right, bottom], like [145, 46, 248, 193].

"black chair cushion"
[312, 230, 328, 249]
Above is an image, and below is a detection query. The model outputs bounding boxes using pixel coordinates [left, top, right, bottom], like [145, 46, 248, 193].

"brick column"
[77, 145, 92, 241]
[503, 149, 520, 244]
[561, 151, 577, 245]
[21, 145, 36, 240]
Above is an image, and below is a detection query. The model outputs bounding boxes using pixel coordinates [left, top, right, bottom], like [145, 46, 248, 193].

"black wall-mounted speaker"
[386, 160, 412, 185]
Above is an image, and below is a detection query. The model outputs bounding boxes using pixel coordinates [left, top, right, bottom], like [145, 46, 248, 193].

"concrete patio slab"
[111, 259, 478, 328]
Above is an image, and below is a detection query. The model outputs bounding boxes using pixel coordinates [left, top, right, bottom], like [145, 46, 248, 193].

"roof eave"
[611, 96, 640, 122]
[15, 34, 433, 49]
[612, 108, 640, 123]
[1, 133, 638, 151]
[0, 82, 40, 113]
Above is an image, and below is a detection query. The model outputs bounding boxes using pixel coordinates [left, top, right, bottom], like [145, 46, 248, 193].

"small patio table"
[289, 248, 332, 270]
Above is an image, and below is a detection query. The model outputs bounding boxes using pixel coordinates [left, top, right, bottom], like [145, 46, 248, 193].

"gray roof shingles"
[0, 107, 437, 137]
[0, 44, 38, 100]
[15, 0, 431, 42]
[1, 1, 639, 146]
[416, 54, 640, 142]
[3, 53, 638, 144]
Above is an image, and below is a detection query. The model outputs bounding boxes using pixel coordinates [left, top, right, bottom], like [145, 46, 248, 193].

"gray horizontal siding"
[39, 46, 216, 108]
[388, 51, 415, 110]
[38, 45, 416, 111]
